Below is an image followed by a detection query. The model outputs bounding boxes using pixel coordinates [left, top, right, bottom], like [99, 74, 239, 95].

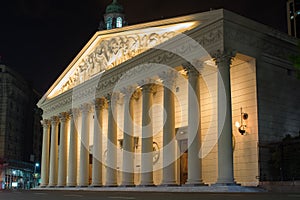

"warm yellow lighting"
[235, 107, 249, 135]
[235, 121, 240, 128]
[46, 21, 196, 99]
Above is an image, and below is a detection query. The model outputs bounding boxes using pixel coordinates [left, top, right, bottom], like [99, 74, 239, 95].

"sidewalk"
[32, 185, 266, 193]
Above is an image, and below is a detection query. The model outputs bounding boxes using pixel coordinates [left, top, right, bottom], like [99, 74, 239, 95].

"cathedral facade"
[37, 9, 300, 188]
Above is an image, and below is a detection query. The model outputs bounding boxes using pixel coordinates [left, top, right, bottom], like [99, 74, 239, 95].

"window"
[106, 17, 112, 30]
[116, 17, 122, 28]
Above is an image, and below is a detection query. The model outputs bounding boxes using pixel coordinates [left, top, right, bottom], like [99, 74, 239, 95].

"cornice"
[39, 15, 226, 119]
[224, 17, 298, 60]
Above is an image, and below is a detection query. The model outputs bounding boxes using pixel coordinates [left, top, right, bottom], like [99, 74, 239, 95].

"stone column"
[160, 71, 177, 185]
[140, 83, 156, 186]
[79, 104, 91, 187]
[184, 63, 205, 185]
[106, 94, 118, 186]
[121, 87, 136, 186]
[48, 116, 59, 187]
[67, 109, 79, 187]
[215, 52, 235, 185]
[57, 112, 69, 187]
[91, 98, 106, 187]
[40, 119, 50, 187]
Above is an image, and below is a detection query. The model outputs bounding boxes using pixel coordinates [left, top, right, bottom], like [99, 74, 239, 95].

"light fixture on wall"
[235, 107, 248, 135]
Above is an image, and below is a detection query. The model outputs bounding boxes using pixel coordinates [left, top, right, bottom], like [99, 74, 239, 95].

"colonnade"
[40, 57, 235, 187]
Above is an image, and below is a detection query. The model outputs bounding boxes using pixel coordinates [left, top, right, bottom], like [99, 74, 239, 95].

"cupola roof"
[105, 0, 124, 14]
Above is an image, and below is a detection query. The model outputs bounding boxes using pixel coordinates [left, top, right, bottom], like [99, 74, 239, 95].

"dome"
[105, 0, 124, 14]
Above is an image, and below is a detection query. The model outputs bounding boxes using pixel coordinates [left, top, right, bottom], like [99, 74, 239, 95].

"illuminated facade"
[37, 9, 300, 188]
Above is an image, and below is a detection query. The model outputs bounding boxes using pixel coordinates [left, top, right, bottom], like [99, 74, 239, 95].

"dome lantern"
[101, 0, 126, 30]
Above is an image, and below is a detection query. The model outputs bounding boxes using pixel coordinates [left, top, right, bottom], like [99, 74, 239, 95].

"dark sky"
[0, 0, 287, 94]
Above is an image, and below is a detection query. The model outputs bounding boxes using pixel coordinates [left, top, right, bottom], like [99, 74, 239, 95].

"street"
[0, 190, 300, 200]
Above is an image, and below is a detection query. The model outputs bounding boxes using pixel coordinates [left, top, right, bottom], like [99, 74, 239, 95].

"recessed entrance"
[179, 139, 188, 185]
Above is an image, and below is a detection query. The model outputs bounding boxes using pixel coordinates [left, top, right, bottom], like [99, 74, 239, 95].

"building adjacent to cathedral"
[0, 64, 42, 189]
[37, 7, 300, 188]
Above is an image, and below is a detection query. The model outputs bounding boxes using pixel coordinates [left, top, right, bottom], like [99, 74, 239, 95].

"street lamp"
[33, 163, 39, 188]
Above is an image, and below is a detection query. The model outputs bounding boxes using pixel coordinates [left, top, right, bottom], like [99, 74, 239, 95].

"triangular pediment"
[38, 9, 225, 106]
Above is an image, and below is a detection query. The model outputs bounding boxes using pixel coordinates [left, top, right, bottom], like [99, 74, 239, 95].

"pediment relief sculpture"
[46, 22, 196, 99]
[54, 31, 177, 98]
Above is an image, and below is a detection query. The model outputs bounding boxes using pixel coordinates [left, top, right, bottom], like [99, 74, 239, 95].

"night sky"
[0, 0, 287, 94]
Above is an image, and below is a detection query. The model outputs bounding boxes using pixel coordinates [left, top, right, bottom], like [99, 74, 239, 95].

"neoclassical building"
[37, 9, 300, 188]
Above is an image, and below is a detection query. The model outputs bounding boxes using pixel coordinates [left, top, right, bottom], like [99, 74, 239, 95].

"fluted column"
[121, 87, 136, 186]
[184, 63, 205, 185]
[140, 83, 156, 186]
[40, 119, 50, 187]
[160, 71, 177, 186]
[91, 98, 106, 187]
[215, 52, 236, 185]
[67, 109, 79, 187]
[48, 116, 59, 187]
[57, 112, 69, 187]
[106, 93, 118, 186]
[79, 104, 91, 187]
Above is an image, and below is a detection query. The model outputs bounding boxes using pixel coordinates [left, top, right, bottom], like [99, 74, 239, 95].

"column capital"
[132, 89, 142, 101]
[59, 112, 70, 123]
[141, 83, 157, 94]
[105, 92, 120, 104]
[138, 78, 158, 87]
[120, 86, 136, 98]
[80, 103, 92, 114]
[159, 70, 178, 89]
[182, 62, 200, 77]
[50, 116, 59, 126]
[41, 119, 50, 128]
[93, 98, 107, 110]
[212, 50, 236, 67]
[68, 108, 80, 118]
[120, 86, 141, 101]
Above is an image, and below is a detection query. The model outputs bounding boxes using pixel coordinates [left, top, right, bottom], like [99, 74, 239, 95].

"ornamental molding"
[45, 22, 196, 100]
[40, 20, 226, 118]
[224, 23, 295, 60]
[194, 22, 223, 49]
[42, 95, 72, 119]
[62, 31, 176, 91]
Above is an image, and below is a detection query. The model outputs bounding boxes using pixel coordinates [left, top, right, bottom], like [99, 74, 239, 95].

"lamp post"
[33, 163, 39, 188]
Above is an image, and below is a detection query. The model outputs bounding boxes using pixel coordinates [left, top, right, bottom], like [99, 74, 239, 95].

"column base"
[90, 184, 103, 187]
[39, 185, 48, 188]
[138, 184, 156, 187]
[104, 184, 118, 187]
[47, 185, 57, 188]
[66, 185, 77, 187]
[56, 185, 66, 188]
[184, 180, 208, 186]
[160, 183, 179, 187]
[120, 184, 136, 187]
[212, 182, 240, 186]
[77, 185, 89, 187]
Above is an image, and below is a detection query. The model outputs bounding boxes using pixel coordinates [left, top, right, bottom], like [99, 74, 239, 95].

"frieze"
[191, 21, 223, 48]
[42, 24, 225, 117]
[43, 96, 72, 118]
[55, 31, 178, 97]
[49, 22, 224, 99]
[224, 26, 292, 59]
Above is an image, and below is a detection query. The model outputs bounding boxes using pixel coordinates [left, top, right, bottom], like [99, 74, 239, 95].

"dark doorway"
[179, 139, 188, 185]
